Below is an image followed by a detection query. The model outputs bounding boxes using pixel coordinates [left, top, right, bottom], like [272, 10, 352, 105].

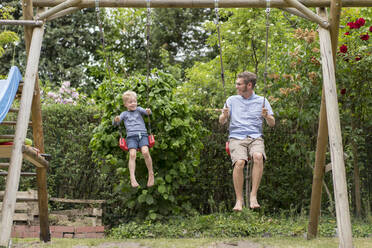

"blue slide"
[0, 66, 22, 123]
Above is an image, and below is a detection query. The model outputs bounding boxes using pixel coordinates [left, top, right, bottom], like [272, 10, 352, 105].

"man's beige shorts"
[229, 137, 266, 166]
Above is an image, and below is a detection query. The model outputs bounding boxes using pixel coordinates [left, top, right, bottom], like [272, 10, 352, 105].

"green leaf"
[146, 194, 154, 205]
[165, 174, 172, 183]
[158, 184, 166, 194]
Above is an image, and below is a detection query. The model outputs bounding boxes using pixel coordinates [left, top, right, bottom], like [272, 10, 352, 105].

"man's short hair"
[237, 71, 257, 88]
[122, 90, 137, 103]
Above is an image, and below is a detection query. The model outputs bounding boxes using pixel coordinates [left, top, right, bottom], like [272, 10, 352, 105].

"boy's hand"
[146, 108, 151, 115]
[114, 116, 120, 123]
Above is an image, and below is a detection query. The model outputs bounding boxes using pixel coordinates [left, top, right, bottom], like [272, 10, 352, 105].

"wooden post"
[31, 0, 372, 8]
[318, 18, 353, 248]
[23, 1, 51, 243]
[307, 4, 342, 239]
[307, 88, 328, 239]
[0, 25, 44, 247]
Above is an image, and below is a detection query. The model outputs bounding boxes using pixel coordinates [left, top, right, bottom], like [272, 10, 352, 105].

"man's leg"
[128, 149, 139, 187]
[141, 146, 154, 187]
[233, 159, 246, 211]
[250, 152, 264, 208]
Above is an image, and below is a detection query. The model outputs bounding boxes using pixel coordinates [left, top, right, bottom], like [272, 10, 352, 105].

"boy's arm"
[138, 107, 151, 116]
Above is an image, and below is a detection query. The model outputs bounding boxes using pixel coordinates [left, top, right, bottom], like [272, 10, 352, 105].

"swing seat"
[225, 141, 251, 162]
[225, 141, 230, 156]
[119, 134, 155, 152]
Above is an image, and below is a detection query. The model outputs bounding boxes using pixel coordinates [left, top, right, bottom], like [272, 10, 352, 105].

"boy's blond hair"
[122, 90, 137, 104]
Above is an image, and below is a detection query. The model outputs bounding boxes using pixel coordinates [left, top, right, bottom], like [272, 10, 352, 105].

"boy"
[114, 90, 154, 188]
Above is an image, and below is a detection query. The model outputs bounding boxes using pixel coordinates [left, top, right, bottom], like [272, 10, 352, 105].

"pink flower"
[355, 56, 362, 61]
[360, 34, 370, 41]
[344, 32, 350, 35]
[370, 26, 372, 32]
[339, 44, 348, 53]
[62, 81, 71, 88]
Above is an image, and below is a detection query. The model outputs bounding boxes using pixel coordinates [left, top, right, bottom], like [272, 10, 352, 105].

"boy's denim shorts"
[127, 133, 149, 149]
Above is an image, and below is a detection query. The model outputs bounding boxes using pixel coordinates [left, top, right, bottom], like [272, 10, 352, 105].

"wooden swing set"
[1, 0, 371, 247]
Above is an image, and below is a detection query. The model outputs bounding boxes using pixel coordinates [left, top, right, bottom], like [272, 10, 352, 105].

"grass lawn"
[12, 237, 372, 248]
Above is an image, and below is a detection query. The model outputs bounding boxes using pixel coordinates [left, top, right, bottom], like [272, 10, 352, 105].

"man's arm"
[264, 114, 275, 127]
[262, 108, 275, 127]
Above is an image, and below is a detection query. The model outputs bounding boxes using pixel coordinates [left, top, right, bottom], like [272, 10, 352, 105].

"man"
[219, 71, 275, 211]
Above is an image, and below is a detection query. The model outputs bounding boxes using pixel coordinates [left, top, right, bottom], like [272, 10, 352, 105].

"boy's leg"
[129, 149, 139, 187]
[250, 152, 264, 208]
[141, 146, 154, 187]
[232, 159, 245, 211]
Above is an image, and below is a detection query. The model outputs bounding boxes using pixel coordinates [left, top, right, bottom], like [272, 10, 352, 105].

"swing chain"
[262, 0, 271, 107]
[214, 0, 226, 100]
[145, 0, 152, 133]
[95, 0, 112, 84]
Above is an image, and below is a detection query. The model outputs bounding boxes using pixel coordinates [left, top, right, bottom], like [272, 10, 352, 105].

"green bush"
[90, 69, 207, 223]
[39, 104, 104, 202]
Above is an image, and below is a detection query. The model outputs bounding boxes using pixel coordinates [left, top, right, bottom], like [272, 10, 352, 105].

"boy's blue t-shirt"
[119, 107, 150, 137]
[225, 93, 273, 139]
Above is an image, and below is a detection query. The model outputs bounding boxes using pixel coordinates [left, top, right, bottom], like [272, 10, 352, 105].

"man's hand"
[261, 108, 269, 119]
[261, 108, 275, 127]
[114, 116, 120, 123]
[146, 108, 151, 115]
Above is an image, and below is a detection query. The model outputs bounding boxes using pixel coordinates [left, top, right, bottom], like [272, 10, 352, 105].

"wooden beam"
[0, 19, 45, 247]
[49, 198, 106, 204]
[0, 190, 38, 201]
[318, 14, 353, 248]
[47, 7, 81, 21]
[22, 145, 49, 168]
[283, 0, 329, 28]
[31, 0, 372, 8]
[280, 8, 312, 21]
[35, 0, 82, 20]
[0, 145, 12, 158]
[0, 20, 43, 26]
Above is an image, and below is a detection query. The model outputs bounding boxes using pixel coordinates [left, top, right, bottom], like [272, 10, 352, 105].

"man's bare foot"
[130, 178, 139, 188]
[147, 172, 154, 187]
[233, 200, 244, 211]
[250, 197, 260, 209]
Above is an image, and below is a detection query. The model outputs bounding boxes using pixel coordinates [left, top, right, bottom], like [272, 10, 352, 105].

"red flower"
[356, 18, 365, 27]
[340, 88, 346, 95]
[339, 44, 348, 53]
[360, 34, 370, 41]
[344, 32, 350, 35]
[355, 56, 362, 61]
[347, 22, 356, 29]
[369, 26, 372, 32]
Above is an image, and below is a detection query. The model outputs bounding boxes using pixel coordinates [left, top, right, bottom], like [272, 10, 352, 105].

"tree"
[0, 1, 102, 94]
[0, 3, 19, 60]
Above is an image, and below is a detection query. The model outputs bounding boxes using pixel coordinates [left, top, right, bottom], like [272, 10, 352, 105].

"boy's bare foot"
[130, 178, 139, 188]
[250, 196, 260, 209]
[233, 200, 243, 211]
[147, 172, 154, 187]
